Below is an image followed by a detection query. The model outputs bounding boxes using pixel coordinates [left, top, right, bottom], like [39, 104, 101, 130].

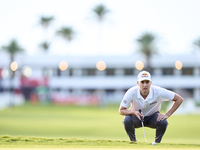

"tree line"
[1, 3, 200, 76]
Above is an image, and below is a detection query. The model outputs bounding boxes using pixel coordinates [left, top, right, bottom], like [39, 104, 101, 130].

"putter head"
[139, 109, 143, 122]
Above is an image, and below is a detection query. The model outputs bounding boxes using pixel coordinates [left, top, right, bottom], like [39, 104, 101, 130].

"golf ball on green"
[152, 142, 156, 145]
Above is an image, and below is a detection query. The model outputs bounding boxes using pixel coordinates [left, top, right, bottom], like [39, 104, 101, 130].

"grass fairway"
[0, 102, 200, 149]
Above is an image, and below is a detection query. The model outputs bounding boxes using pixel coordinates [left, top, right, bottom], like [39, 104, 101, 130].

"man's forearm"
[166, 94, 183, 117]
[119, 108, 134, 116]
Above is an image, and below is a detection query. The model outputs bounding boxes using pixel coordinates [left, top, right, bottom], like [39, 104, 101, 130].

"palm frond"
[39, 41, 51, 51]
[193, 37, 200, 49]
[93, 4, 110, 21]
[136, 32, 157, 56]
[56, 27, 75, 42]
[1, 39, 24, 55]
[39, 16, 54, 28]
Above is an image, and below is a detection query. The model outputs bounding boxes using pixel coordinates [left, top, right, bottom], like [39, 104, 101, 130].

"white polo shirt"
[120, 85, 175, 116]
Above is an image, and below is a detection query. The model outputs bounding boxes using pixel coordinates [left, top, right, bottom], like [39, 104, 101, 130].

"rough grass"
[0, 135, 200, 149]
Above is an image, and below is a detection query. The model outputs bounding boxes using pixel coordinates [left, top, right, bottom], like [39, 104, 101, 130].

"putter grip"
[139, 109, 143, 121]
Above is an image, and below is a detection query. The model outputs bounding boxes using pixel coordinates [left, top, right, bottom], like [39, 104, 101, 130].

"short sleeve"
[159, 87, 175, 101]
[120, 89, 134, 108]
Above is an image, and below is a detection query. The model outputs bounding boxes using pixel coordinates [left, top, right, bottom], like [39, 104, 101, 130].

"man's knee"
[158, 119, 168, 129]
[123, 115, 133, 126]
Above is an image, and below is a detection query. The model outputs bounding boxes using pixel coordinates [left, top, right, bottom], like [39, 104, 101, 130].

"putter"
[139, 109, 147, 143]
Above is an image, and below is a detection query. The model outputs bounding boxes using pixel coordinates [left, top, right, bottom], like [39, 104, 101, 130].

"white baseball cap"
[137, 71, 151, 81]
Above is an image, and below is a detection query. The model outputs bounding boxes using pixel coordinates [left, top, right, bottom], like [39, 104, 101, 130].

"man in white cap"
[119, 70, 183, 143]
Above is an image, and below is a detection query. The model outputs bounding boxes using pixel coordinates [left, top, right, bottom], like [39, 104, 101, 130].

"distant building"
[0, 53, 199, 104]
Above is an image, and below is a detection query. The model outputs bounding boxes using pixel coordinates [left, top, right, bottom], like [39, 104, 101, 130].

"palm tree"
[56, 27, 75, 77]
[193, 37, 200, 52]
[91, 4, 110, 106]
[38, 16, 54, 51]
[56, 26, 75, 42]
[92, 4, 110, 55]
[1, 39, 24, 78]
[1, 39, 24, 106]
[39, 41, 51, 51]
[136, 32, 158, 73]
[39, 16, 54, 29]
[92, 4, 110, 22]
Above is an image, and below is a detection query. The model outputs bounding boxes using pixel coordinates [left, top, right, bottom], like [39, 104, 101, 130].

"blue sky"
[1, 0, 200, 56]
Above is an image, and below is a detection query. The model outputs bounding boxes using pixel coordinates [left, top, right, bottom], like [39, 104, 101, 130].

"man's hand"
[119, 106, 144, 121]
[135, 110, 144, 121]
[157, 113, 169, 121]
[157, 93, 183, 122]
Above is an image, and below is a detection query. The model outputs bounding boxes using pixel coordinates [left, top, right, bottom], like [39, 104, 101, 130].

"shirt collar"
[137, 86, 153, 100]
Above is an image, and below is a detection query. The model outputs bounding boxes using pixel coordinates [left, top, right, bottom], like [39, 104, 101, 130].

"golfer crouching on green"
[119, 71, 183, 143]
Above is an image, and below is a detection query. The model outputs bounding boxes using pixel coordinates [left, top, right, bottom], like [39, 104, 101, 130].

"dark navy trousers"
[123, 112, 168, 143]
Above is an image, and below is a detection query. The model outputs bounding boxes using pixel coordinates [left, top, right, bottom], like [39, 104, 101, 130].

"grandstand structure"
[0, 53, 200, 104]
